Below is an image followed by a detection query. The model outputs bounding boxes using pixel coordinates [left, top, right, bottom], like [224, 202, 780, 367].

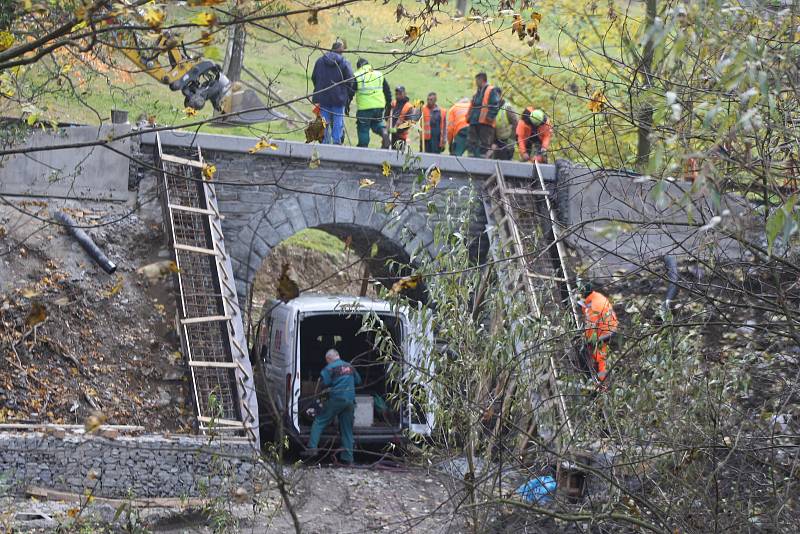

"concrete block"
[0, 124, 131, 201]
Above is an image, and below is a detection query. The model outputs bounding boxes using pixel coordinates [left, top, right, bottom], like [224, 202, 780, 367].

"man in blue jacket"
[304, 348, 362, 464]
[311, 41, 356, 144]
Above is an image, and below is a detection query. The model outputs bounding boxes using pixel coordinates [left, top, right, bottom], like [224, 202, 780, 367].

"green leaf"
[370, 242, 379, 258]
[766, 208, 785, 256]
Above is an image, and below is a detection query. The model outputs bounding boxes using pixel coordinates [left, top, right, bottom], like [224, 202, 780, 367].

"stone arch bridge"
[140, 131, 558, 302]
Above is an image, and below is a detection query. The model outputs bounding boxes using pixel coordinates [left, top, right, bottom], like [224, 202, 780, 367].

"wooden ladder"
[155, 134, 260, 449]
[482, 161, 579, 450]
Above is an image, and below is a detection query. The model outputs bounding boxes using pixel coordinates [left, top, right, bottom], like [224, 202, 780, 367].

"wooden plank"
[168, 204, 215, 216]
[174, 243, 218, 256]
[526, 272, 567, 282]
[161, 153, 205, 168]
[505, 187, 549, 196]
[181, 315, 231, 325]
[196, 416, 246, 426]
[0, 423, 144, 432]
[25, 486, 210, 508]
[189, 360, 238, 369]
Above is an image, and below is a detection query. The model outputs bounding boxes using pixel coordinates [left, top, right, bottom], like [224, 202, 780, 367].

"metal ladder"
[482, 161, 580, 444]
[155, 134, 260, 449]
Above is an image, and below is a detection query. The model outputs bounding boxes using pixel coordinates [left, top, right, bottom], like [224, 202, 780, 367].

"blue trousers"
[308, 397, 355, 462]
[320, 106, 345, 144]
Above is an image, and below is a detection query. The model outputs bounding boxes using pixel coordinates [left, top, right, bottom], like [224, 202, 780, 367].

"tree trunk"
[455, 0, 468, 17]
[223, 20, 246, 83]
[635, 0, 657, 171]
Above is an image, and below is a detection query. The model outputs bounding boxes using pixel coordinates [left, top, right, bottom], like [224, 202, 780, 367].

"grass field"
[24, 2, 532, 146]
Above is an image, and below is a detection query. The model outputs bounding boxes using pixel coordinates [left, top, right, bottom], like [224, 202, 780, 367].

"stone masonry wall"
[139, 132, 561, 303]
[0, 432, 261, 498]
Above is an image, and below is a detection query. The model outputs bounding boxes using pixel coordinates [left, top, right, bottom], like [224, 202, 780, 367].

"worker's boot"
[300, 447, 319, 458]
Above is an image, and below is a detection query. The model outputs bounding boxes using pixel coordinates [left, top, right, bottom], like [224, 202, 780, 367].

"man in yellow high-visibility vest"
[353, 58, 392, 148]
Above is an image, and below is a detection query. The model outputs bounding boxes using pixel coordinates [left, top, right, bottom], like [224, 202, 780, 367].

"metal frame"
[155, 134, 259, 449]
[482, 162, 575, 442]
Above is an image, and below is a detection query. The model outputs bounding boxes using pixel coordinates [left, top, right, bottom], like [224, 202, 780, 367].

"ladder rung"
[197, 416, 246, 426]
[161, 153, 205, 168]
[527, 272, 567, 282]
[189, 360, 238, 369]
[174, 243, 218, 256]
[181, 315, 231, 325]
[198, 425, 245, 432]
[505, 187, 550, 196]
[169, 204, 216, 216]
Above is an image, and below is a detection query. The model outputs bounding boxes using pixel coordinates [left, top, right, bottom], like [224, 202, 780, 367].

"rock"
[155, 387, 172, 408]
[736, 326, 755, 336]
[161, 368, 184, 381]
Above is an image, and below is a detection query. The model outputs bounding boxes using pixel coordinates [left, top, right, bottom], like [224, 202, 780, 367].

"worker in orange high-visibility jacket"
[578, 283, 618, 383]
[388, 86, 420, 150]
[421, 92, 446, 154]
[447, 98, 471, 156]
[516, 107, 553, 163]
[467, 72, 501, 158]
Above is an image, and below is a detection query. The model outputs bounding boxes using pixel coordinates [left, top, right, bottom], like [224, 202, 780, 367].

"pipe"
[52, 210, 117, 274]
[663, 255, 679, 308]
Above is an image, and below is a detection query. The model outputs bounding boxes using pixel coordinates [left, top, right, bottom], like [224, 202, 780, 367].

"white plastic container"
[354, 395, 374, 427]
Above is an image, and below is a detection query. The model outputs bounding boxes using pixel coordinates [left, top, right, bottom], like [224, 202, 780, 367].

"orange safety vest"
[422, 105, 446, 145]
[516, 107, 553, 160]
[477, 84, 496, 127]
[582, 291, 618, 342]
[391, 100, 414, 140]
[446, 101, 470, 144]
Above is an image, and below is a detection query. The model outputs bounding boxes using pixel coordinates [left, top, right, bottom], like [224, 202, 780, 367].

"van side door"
[265, 304, 298, 430]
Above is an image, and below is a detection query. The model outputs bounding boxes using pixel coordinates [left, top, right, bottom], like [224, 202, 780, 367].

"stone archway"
[229, 191, 436, 303]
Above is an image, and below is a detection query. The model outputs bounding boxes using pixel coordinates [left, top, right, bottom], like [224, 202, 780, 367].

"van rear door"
[266, 304, 299, 432]
[403, 309, 435, 436]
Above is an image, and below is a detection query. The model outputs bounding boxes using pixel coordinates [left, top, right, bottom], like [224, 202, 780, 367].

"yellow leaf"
[142, 6, 166, 29]
[202, 163, 216, 180]
[184, 107, 198, 117]
[187, 0, 225, 5]
[390, 275, 421, 295]
[512, 15, 525, 40]
[66, 507, 80, 519]
[248, 138, 278, 154]
[84, 412, 106, 433]
[190, 12, 217, 27]
[531, 12, 543, 24]
[359, 178, 376, 188]
[20, 287, 40, 298]
[25, 302, 47, 327]
[0, 31, 14, 53]
[588, 90, 607, 113]
[103, 276, 123, 298]
[382, 161, 391, 177]
[384, 201, 396, 213]
[428, 166, 441, 187]
[403, 26, 420, 44]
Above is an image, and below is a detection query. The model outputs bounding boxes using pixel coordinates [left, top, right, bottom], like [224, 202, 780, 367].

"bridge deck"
[142, 131, 557, 182]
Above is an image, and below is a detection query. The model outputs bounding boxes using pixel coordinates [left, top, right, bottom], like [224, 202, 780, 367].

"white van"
[252, 294, 434, 447]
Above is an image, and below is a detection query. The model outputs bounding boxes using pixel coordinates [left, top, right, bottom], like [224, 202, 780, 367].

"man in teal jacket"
[304, 348, 362, 464]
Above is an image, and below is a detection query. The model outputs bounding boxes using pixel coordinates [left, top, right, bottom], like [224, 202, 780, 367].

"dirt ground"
[0, 198, 191, 430]
[3, 464, 467, 533]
